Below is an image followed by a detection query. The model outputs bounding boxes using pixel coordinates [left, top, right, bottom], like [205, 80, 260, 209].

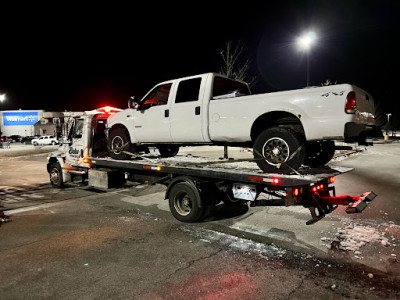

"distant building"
[0, 110, 62, 137]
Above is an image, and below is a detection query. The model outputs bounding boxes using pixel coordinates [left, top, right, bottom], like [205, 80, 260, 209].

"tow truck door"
[66, 117, 86, 167]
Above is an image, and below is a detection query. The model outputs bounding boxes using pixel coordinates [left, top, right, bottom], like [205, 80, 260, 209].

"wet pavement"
[1, 143, 400, 298]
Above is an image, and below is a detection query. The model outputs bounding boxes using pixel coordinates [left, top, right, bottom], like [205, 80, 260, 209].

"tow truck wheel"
[108, 128, 131, 160]
[304, 141, 336, 167]
[253, 127, 305, 173]
[50, 162, 64, 188]
[168, 182, 204, 223]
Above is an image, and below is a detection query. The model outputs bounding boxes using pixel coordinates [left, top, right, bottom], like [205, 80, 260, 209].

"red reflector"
[272, 178, 280, 184]
[248, 176, 264, 182]
[345, 91, 357, 114]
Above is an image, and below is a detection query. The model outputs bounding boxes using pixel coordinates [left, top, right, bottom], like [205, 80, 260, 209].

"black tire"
[168, 182, 205, 223]
[108, 128, 131, 160]
[158, 145, 180, 158]
[253, 127, 305, 173]
[49, 162, 64, 188]
[304, 141, 335, 167]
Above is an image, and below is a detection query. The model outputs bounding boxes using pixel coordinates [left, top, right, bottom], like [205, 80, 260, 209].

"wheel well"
[47, 157, 60, 172]
[109, 124, 131, 140]
[250, 111, 305, 141]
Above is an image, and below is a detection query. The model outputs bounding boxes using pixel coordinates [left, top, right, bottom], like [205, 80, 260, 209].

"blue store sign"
[3, 112, 39, 126]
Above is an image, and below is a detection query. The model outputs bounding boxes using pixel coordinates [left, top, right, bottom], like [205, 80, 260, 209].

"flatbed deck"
[89, 155, 352, 187]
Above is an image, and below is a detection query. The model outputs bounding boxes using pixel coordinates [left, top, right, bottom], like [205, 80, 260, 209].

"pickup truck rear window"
[212, 76, 251, 100]
[175, 78, 201, 103]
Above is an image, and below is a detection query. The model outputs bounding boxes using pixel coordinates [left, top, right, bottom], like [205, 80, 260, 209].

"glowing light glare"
[297, 31, 316, 50]
[0, 94, 6, 102]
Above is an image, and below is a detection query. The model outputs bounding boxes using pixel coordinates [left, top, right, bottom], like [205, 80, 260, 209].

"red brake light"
[329, 176, 336, 183]
[272, 178, 280, 184]
[293, 188, 299, 196]
[345, 91, 357, 114]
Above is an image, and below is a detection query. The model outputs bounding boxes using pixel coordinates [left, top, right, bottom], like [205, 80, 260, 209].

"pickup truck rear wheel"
[304, 141, 336, 167]
[168, 182, 204, 223]
[158, 145, 180, 158]
[108, 128, 131, 160]
[253, 127, 305, 173]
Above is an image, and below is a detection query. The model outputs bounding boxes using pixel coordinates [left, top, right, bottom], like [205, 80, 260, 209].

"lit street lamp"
[297, 31, 316, 87]
[0, 93, 5, 103]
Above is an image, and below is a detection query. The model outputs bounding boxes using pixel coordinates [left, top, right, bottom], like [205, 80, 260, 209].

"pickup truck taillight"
[345, 91, 357, 114]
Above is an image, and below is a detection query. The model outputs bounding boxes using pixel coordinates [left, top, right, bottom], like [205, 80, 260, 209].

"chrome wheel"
[111, 136, 124, 154]
[262, 137, 290, 166]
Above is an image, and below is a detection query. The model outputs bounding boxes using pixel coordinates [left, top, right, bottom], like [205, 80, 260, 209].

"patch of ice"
[182, 226, 287, 258]
[334, 222, 389, 252]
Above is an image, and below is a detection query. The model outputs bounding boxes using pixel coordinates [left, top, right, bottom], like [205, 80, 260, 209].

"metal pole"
[306, 51, 310, 87]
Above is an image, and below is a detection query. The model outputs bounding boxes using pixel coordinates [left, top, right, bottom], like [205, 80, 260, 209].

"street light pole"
[297, 32, 316, 87]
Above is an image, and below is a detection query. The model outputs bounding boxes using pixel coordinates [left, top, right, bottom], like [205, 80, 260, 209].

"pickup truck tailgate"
[352, 86, 375, 125]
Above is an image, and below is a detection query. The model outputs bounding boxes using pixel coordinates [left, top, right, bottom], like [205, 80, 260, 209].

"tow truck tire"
[108, 128, 131, 160]
[168, 182, 204, 223]
[304, 141, 336, 167]
[253, 127, 305, 173]
[50, 162, 64, 188]
[158, 145, 180, 158]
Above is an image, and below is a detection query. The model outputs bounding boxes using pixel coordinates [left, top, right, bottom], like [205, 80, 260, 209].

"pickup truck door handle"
[165, 109, 169, 118]
[195, 106, 200, 115]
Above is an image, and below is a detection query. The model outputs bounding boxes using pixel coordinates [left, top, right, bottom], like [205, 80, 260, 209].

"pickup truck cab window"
[143, 83, 172, 106]
[212, 76, 251, 100]
[175, 77, 201, 103]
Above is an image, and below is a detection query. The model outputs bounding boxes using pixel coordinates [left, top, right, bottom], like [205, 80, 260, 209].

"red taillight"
[345, 91, 357, 114]
[272, 178, 280, 184]
[329, 176, 336, 183]
[293, 188, 299, 196]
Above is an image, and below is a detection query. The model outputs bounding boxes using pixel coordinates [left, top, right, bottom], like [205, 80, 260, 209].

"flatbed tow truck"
[47, 107, 376, 225]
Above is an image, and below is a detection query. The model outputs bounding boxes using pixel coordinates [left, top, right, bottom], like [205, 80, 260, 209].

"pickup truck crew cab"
[106, 73, 375, 173]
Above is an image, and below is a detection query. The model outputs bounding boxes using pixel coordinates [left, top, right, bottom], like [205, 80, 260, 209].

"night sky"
[1, 1, 399, 127]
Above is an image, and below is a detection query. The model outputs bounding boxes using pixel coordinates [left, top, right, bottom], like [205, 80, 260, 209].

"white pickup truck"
[106, 73, 375, 172]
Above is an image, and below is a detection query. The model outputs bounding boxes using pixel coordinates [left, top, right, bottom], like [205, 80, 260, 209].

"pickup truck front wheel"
[253, 127, 305, 173]
[108, 128, 131, 160]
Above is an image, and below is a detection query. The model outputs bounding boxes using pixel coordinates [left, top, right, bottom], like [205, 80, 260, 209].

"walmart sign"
[3, 112, 39, 126]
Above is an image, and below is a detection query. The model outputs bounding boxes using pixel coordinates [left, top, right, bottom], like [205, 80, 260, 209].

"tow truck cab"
[47, 106, 122, 187]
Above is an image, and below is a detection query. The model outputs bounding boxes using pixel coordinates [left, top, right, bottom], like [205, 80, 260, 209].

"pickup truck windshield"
[212, 76, 251, 99]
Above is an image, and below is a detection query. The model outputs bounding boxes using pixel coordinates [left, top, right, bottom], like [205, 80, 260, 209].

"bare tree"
[220, 40, 256, 87]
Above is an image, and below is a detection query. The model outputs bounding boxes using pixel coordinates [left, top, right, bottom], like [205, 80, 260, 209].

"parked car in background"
[8, 135, 23, 142]
[21, 136, 39, 144]
[31, 135, 59, 146]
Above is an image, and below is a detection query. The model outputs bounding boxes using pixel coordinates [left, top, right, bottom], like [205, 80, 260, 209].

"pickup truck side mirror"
[128, 96, 135, 109]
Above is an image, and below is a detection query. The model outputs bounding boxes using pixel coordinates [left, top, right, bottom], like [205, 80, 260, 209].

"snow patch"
[182, 226, 287, 258]
[334, 221, 391, 252]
